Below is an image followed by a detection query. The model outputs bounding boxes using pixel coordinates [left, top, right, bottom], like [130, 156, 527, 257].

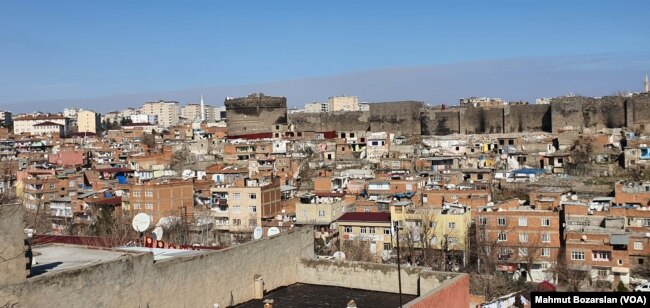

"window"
[249, 193, 257, 200]
[133, 203, 141, 209]
[318, 210, 325, 217]
[232, 219, 241, 226]
[429, 221, 437, 228]
[640, 258, 645, 265]
[49, 184, 56, 189]
[519, 233, 528, 243]
[541, 233, 551, 243]
[635, 241, 644, 250]
[383, 228, 391, 235]
[383, 243, 392, 251]
[360, 227, 367, 234]
[597, 269, 609, 279]
[369, 227, 376, 234]
[145, 203, 153, 210]
[497, 217, 506, 226]
[345, 226, 352, 233]
[448, 222, 456, 230]
[133, 191, 141, 197]
[430, 236, 438, 245]
[643, 219, 650, 227]
[448, 237, 458, 245]
[519, 248, 528, 256]
[571, 251, 585, 261]
[479, 217, 487, 226]
[618, 259, 624, 266]
[232, 205, 241, 213]
[541, 248, 551, 257]
[364, 208, 370, 213]
[592, 251, 611, 261]
[145, 190, 153, 197]
[249, 219, 257, 227]
[498, 232, 507, 242]
[249, 206, 257, 213]
[541, 218, 551, 227]
[519, 217, 527, 227]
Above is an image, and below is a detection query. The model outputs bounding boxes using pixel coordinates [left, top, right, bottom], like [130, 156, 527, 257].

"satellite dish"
[253, 226, 263, 240]
[645, 232, 650, 238]
[581, 235, 588, 241]
[382, 250, 391, 262]
[267, 227, 280, 237]
[152, 226, 164, 241]
[132, 213, 151, 232]
[333, 251, 346, 260]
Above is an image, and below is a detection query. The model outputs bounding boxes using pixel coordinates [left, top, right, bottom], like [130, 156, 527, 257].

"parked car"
[635, 282, 650, 292]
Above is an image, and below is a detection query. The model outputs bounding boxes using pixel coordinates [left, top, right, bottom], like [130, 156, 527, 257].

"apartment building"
[140, 100, 180, 128]
[19, 169, 59, 210]
[338, 212, 392, 259]
[77, 110, 101, 134]
[209, 178, 281, 233]
[614, 181, 650, 206]
[475, 200, 561, 282]
[295, 192, 352, 226]
[125, 179, 194, 223]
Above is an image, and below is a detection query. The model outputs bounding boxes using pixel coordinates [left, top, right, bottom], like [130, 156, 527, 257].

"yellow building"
[338, 212, 393, 259]
[390, 201, 472, 259]
[77, 110, 100, 134]
[295, 193, 351, 226]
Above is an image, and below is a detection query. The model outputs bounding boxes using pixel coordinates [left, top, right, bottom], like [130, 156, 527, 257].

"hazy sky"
[1, 1, 650, 109]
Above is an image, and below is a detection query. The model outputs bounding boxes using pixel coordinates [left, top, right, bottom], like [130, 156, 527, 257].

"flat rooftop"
[31, 245, 130, 277]
[235, 283, 417, 308]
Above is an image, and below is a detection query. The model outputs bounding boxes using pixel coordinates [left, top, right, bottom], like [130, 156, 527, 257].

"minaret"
[645, 75, 649, 93]
[200, 94, 206, 122]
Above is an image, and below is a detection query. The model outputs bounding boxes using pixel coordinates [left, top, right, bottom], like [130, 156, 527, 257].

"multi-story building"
[328, 96, 360, 112]
[475, 200, 561, 282]
[0, 110, 12, 127]
[181, 104, 203, 122]
[19, 169, 59, 210]
[615, 181, 650, 206]
[338, 212, 392, 260]
[209, 178, 281, 233]
[140, 100, 180, 128]
[13, 114, 69, 135]
[295, 192, 352, 227]
[77, 110, 100, 134]
[304, 102, 329, 113]
[125, 179, 194, 223]
[130, 114, 158, 124]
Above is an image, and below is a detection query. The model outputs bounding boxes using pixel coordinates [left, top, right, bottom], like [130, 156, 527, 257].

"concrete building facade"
[140, 100, 180, 128]
[77, 110, 100, 133]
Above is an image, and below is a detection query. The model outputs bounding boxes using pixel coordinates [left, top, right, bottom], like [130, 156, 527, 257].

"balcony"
[211, 208, 229, 217]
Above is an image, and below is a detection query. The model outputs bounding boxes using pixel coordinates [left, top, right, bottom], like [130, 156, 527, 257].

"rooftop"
[31, 245, 132, 277]
[338, 212, 391, 222]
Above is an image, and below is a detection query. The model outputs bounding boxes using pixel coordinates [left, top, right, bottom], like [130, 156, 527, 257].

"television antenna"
[253, 226, 263, 240]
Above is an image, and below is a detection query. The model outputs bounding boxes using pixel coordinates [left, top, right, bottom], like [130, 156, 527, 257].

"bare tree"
[341, 237, 379, 262]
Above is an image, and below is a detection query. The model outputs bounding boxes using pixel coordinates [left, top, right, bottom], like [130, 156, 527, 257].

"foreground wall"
[405, 273, 470, 308]
[0, 203, 27, 286]
[0, 228, 314, 308]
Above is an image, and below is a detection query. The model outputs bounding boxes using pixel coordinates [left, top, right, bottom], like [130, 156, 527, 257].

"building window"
[519, 233, 528, 243]
[369, 227, 376, 234]
[518, 217, 527, 227]
[133, 203, 141, 209]
[132, 191, 141, 197]
[360, 227, 367, 234]
[592, 251, 611, 261]
[249, 219, 257, 227]
[383, 228, 391, 235]
[541, 233, 551, 243]
[318, 210, 325, 217]
[479, 217, 487, 226]
[145, 190, 153, 197]
[232, 205, 241, 213]
[618, 259, 624, 266]
[448, 222, 456, 230]
[364, 208, 370, 213]
[519, 248, 528, 256]
[249, 193, 257, 200]
[643, 219, 650, 227]
[497, 232, 507, 242]
[541, 248, 551, 257]
[448, 237, 458, 245]
[145, 203, 153, 210]
[231, 193, 240, 200]
[571, 251, 585, 261]
[48, 183, 56, 189]
[344, 226, 353, 233]
[232, 219, 241, 226]
[249, 206, 257, 213]
[497, 217, 506, 226]
[635, 241, 644, 250]
[429, 221, 437, 228]
[541, 218, 551, 227]
[383, 243, 392, 251]
[597, 269, 609, 279]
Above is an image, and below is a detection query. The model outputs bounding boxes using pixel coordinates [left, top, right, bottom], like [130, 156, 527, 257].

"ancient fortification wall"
[504, 104, 552, 133]
[368, 101, 423, 136]
[225, 93, 287, 136]
[288, 111, 369, 132]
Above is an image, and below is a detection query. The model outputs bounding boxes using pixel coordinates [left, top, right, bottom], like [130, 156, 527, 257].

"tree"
[566, 136, 594, 176]
[170, 147, 197, 174]
[143, 132, 156, 149]
[552, 250, 590, 291]
[341, 237, 378, 262]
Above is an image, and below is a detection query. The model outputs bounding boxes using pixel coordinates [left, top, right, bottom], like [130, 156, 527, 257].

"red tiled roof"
[89, 196, 122, 206]
[338, 212, 391, 222]
[95, 168, 134, 173]
[15, 115, 67, 121]
[33, 121, 64, 126]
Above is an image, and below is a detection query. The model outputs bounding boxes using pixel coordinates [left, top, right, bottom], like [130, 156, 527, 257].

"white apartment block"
[13, 115, 69, 135]
[140, 101, 180, 128]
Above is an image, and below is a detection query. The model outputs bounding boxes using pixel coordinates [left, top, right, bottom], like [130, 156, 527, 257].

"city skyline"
[2, 1, 650, 112]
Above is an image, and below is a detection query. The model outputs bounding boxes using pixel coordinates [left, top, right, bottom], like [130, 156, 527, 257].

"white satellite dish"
[152, 226, 164, 241]
[645, 232, 650, 238]
[267, 227, 280, 237]
[253, 226, 263, 240]
[333, 251, 346, 260]
[132, 213, 151, 232]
